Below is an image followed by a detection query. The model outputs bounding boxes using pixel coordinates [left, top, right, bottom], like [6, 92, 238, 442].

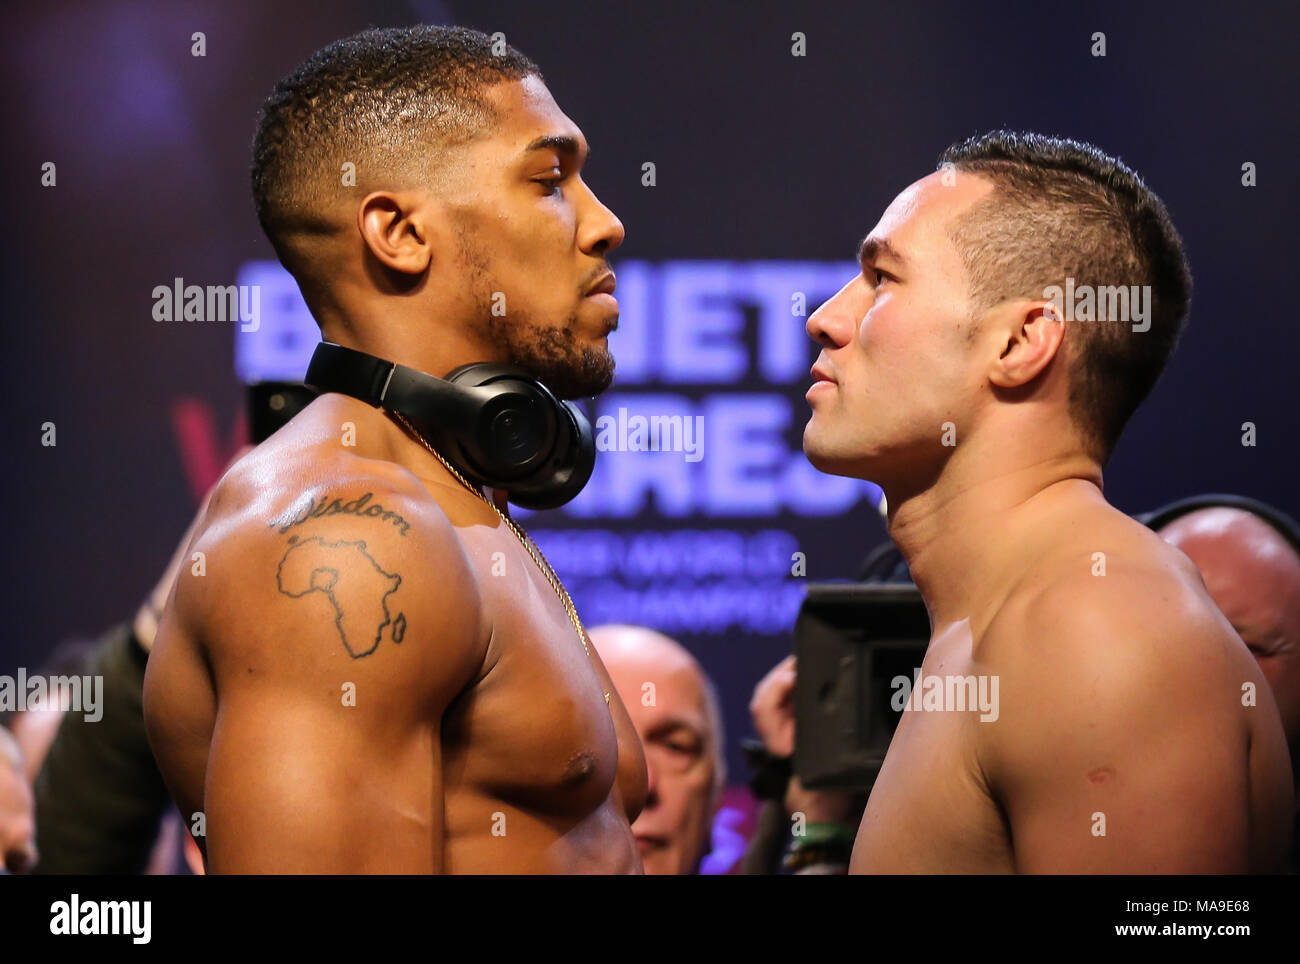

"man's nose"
[807, 303, 851, 348]
[806, 279, 863, 348]
[580, 184, 625, 255]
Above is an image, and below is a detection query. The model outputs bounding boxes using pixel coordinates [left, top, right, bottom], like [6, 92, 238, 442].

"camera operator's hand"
[750, 655, 859, 823]
[0, 727, 37, 873]
[749, 654, 796, 758]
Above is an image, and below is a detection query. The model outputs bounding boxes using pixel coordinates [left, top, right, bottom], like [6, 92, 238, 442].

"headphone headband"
[304, 342, 595, 510]
[305, 342, 490, 424]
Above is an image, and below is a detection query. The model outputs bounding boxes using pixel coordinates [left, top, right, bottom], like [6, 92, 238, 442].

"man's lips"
[585, 271, 617, 297]
[584, 271, 618, 320]
[807, 363, 837, 402]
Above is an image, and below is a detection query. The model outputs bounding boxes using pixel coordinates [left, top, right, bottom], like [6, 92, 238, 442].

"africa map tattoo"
[271, 491, 411, 536]
[276, 536, 408, 658]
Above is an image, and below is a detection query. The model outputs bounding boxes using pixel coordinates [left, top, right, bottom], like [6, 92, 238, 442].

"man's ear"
[357, 191, 435, 276]
[987, 300, 1066, 389]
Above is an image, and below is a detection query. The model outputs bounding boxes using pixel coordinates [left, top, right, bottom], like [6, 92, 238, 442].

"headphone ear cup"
[441, 364, 560, 483]
[306, 343, 594, 508]
[509, 400, 595, 511]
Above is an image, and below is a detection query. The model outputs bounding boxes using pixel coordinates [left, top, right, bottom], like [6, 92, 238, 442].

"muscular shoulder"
[173, 442, 487, 704]
[972, 516, 1285, 871]
[993, 533, 1244, 707]
[977, 520, 1255, 785]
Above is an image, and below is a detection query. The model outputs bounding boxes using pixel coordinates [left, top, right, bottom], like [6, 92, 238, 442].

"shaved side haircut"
[939, 131, 1193, 460]
[251, 25, 539, 294]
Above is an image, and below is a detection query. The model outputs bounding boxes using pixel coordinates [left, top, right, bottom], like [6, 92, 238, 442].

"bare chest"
[442, 524, 641, 818]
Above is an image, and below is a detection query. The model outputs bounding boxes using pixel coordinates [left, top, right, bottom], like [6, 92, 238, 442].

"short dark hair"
[938, 131, 1192, 460]
[251, 25, 539, 283]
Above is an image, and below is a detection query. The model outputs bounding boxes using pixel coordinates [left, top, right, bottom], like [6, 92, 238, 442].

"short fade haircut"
[938, 131, 1192, 461]
[251, 25, 540, 285]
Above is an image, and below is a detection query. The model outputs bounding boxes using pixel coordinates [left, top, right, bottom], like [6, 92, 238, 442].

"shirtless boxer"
[802, 131, 1292, 872]
[142, 25, 647, 873]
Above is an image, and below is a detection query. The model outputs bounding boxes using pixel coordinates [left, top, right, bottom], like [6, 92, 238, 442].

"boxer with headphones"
[143, 25, 648, 873]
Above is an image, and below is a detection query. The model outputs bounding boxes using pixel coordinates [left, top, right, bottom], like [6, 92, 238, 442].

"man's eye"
[872, 267, 893, 286]
[535, 178, 563, 196]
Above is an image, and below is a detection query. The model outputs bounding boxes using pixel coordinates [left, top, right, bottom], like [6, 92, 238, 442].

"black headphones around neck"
[304, 342, 595, 511]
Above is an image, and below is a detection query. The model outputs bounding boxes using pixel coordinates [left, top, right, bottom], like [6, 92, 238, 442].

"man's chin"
[804, 451, 853, 478]
[802, 426, 841, 474]
[803, 434, 872, 481]
[540, 348, 615, 400]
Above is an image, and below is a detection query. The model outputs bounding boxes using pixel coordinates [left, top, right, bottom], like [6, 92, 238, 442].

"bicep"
[204, 690, 443, 873]
[198, 495, 484, 873]
[1001, 707, 1249, 873]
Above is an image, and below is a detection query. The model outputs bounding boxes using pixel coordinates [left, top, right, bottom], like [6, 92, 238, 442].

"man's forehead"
[862, 170, 993, 261]
[614, 650, 707, 698]
[605, 647, 709, 717]
[482, 73, 586, 155]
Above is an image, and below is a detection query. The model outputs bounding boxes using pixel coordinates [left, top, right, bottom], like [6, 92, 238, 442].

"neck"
[489, 486, 512, 517]
[884, 438, 1103, 632]
[381, 407, 490, 501]
[321, 305, 496, 381]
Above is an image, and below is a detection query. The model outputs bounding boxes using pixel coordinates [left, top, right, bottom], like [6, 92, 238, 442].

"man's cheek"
[857, 312, 873, 347]
[687, 764, 713, 790]
[858, 294, 902, 342]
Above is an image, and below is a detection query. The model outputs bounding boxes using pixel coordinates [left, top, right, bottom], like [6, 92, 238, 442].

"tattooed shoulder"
[271, 491, 411, 537]
[275, 534, 408, 659]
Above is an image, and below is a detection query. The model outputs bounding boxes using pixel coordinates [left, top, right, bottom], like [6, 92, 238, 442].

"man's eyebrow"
[521, 134, 586, 159]
[858, 235, 909, 269]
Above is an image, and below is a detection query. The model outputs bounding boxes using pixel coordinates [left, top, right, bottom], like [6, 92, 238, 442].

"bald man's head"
[1159, 507, 1300, 758]
[589, 625, 724, 875]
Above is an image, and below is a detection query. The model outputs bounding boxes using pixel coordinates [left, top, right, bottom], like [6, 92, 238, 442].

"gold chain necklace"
[391, 411, 610, 704]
